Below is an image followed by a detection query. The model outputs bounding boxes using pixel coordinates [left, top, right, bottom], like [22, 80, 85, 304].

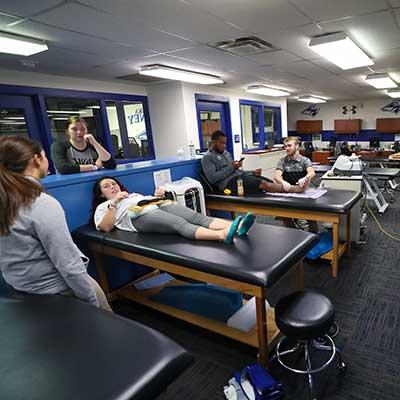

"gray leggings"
[131, 203, 215, 239]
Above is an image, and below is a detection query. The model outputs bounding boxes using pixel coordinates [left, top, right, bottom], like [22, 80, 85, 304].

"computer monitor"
[369, 138, 380, 149]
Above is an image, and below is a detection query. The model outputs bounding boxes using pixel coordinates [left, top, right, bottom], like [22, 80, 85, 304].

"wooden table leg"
[256, 296, 269, 366]
[295, 261, 304, 290]
[345, 211, 351, 257]
[332, 222, 339, 278]
[92, 252, 110, 295]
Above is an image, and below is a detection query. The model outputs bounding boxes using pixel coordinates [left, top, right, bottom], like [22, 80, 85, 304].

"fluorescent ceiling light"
[0, 121, 25, 125]
[139, 64, 224, 85]
[387, 88, 400, 98]
[47, 110, 76, 114]
[0, 31, 48, 56]
[3, 116, 25, 120]
[52, 117, 70, 120]
[309, 32, 373, 70]
[246, 85, 290, 97]
[365, 73, 397, 89]
[297, 95, 327, 104]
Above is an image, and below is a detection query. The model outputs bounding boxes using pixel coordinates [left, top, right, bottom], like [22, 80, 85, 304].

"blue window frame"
[0, 84, 155, 172]
[239, 99, 282, 152]
[195, 94, 233, 155]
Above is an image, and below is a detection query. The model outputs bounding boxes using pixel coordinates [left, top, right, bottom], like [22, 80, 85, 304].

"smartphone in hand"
[238, 157, 245, 162]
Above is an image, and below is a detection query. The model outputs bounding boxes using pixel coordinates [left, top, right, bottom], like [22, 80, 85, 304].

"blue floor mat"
[305, 231, 333, 260]
[150, 283, 243, 322]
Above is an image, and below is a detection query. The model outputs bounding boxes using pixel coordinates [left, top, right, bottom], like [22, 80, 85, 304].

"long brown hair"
[0, 136, 44, 236]
[89, 176, 128, 225]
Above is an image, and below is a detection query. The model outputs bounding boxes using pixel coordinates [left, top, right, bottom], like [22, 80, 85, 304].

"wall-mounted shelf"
[296, 120, 322, 134]
[334, 119, 361, 134]
[376, 118, 400, 133]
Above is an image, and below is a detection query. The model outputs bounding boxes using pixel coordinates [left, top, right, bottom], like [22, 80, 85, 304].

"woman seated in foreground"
[92, 177, 255, 244]
[0, 135, 111, 311]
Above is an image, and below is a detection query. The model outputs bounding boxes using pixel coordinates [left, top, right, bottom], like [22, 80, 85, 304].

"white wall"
[288, 98, 399, 131]
[0, 67, 146, 95]
[146, 81, 188, 159]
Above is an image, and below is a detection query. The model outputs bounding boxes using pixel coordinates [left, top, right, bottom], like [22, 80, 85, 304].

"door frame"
[195, 94, 233, 155]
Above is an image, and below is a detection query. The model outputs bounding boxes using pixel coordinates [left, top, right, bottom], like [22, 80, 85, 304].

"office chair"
[126, 143, 140, 158]
[303, 141, 314, 159]
[110, 134, 123, 158]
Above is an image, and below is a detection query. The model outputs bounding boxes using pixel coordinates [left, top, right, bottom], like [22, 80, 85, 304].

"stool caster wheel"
[337, 361, 347, 373]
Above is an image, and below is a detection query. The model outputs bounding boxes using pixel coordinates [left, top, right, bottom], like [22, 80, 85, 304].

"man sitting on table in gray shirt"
[201, 130, 302, 195]
[274, 136, 318, 233]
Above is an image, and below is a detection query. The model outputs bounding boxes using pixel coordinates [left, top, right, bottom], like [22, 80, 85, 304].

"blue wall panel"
[42, 159, 201, 289]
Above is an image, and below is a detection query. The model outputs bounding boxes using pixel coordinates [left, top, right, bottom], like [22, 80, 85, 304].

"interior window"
[105, 100, 153, 160]
[0, 108, 29, 138]
[240, 104, 261, 150]
[45, 97, 100, 142]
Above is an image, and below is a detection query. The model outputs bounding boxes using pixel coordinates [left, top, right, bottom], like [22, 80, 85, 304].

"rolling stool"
[274, 291, 346, 400]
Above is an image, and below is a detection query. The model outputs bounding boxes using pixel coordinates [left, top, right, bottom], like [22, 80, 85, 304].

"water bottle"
[177, 147, 185, 159]
[189, 141, 195, 159]
[237, 177, 244, 196]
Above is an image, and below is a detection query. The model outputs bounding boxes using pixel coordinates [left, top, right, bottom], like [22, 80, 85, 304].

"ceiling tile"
[247, 50, 302, 66]
[32, 2, 194, 53]
[182, 0, 311, 34]
[5, 20, 155, 61]
[0, 47, 110, 77]
[279, 60, 336, 80]
[0, 14, 20, 28]
[257, 25, 323, 60]
[0, 0, 62, 18]
[166, 46, 241, 69]
[319, 11, 400, 53]
[81, 0, 247, 44]
[290, 0, 388, 22]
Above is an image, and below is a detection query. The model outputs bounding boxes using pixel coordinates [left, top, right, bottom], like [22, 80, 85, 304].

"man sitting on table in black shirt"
[201, 130, 303, 195]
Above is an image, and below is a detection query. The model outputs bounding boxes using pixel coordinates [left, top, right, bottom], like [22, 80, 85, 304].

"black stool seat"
[275, 291, 334, 340]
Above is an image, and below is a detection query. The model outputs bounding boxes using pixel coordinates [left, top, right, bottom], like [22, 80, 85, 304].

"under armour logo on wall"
[342, 105, 357, 115]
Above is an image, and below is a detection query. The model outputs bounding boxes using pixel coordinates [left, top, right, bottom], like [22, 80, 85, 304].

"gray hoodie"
[0, 184, 98, 306]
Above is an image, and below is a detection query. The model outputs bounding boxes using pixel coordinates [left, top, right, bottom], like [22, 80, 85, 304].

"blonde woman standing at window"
[51, 116, 116, 174]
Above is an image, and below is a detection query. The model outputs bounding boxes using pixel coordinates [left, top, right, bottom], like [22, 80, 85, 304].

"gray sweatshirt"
[0, 186, 98, 306]
[201, 149, 251, 191]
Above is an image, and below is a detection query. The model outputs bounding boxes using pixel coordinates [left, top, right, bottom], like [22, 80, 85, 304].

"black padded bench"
[73, 223, 318, 365]
[0, 287, 192, 400]
[205, 189, 362, 278]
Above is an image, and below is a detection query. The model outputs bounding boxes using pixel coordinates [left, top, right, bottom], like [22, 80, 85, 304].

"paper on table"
[227, 297, 270, 332]
[266, 188, 327, 199]
[153, 169, 171, 188]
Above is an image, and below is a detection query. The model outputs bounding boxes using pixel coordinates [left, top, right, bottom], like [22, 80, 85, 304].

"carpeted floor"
[113, 192, 400, 400]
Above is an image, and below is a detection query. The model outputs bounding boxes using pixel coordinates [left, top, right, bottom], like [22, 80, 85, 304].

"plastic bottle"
[177, 147, 185, 159]
[189, 141, 195, 159]
[237, 177, 244, 196]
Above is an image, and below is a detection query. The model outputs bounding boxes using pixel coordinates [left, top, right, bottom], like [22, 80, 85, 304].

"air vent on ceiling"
[210, 36, 276, 56]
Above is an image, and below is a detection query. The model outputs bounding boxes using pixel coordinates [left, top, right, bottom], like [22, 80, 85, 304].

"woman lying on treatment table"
[92, 177, 255, 244]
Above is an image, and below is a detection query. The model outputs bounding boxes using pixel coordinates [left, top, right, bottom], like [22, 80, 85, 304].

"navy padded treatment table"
[0, 293, 192, 400]
[206, 189, 362, 278]
[73, 223, 318, 366]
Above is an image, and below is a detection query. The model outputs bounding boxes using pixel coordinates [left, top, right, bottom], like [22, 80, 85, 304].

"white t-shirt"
[94, 193, 159, 232]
